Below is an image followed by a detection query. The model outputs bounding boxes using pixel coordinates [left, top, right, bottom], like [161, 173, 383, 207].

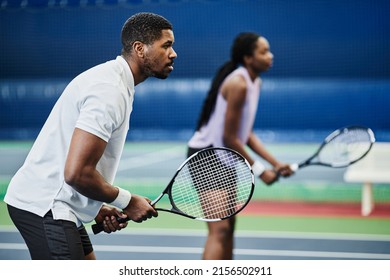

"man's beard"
[144, 57, 169, 79]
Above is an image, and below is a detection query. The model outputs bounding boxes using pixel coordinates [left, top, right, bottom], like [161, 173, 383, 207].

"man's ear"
[133, 41, 145, 58]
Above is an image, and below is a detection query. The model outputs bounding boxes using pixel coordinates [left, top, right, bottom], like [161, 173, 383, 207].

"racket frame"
[294, 125, 375, 170]
[151, 147, 255, 221]
[91, 147, 254, 234]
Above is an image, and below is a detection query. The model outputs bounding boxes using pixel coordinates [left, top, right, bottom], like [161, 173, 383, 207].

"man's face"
[143, 29, 177, 79]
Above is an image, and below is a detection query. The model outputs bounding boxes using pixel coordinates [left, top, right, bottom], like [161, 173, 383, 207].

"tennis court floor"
[1, 141, 390, 260]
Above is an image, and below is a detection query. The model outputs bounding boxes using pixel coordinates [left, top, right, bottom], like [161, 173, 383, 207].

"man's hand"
[95, 205, 128, 234]
[122, 194, 158, 223]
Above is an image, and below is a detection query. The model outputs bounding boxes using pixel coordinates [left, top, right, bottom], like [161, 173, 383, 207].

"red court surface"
[242, 201, 390, 218]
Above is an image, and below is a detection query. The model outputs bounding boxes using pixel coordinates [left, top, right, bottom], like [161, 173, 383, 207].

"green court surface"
[2, 199, 390, 237]
[1, 141, 390, 237]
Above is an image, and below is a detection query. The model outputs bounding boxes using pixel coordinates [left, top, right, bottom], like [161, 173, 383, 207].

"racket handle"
[91, 217, 129, 235]
[91, 223, 104, 235]
[290, 163, 299, 172]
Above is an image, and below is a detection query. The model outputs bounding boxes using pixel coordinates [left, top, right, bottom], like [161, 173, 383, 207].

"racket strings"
[190, 160, 250, 218]
[319, 127, 373, 166]
[196, 154, 251, 217]
[171, 149, 253, 219]
[175, 154, 237, 217]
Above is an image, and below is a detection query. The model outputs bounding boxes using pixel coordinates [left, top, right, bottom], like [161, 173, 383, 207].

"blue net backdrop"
[1, 0, 389, 141]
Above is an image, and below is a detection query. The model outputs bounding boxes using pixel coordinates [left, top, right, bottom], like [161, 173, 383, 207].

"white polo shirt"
[5, 56, 135, 226]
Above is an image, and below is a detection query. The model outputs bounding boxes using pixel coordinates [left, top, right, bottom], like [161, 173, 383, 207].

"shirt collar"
[116, 55, 134, 93]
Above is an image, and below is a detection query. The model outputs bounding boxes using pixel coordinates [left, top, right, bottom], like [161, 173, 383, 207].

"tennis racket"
[290, 125, 375, 172]
[92, 147, 255, 234]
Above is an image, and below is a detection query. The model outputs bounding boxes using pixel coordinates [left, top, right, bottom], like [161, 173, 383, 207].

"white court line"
[117, 146, 184, 172]
[2, 227, 390, 259]
[0, 243, 27, 250]
[93, 245, 390, 260]
[89, 227, 390, 242]
[2, 226, 390, 241]
[1, 243, 390, 260]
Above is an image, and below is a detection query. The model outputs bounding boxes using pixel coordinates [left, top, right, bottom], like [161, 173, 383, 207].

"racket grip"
[91, 223, 104, 235]
[91, 217, 130, 235]
[290, 163, 299, 172]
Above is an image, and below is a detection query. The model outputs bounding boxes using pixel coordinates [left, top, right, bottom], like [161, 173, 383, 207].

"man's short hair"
[121, 12, 173, 54]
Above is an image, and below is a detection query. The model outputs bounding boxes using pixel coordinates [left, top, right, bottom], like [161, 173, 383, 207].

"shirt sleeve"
[75, 85, 126, 142]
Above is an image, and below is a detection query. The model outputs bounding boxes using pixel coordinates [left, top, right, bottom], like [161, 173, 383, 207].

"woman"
[187, 32, 293, 259]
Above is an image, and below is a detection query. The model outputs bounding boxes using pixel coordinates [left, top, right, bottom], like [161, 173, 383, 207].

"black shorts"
[7, 204, 93, 260]
[187, 145, 212, 158]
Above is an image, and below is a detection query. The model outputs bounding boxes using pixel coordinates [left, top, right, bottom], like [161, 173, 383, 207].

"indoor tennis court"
[1, 142, 390, 260]
[1, 0, 390, 263]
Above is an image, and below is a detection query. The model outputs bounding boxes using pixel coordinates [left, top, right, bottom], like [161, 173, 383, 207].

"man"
[4, 12, 177, 260]
[187, 32, 293, 259]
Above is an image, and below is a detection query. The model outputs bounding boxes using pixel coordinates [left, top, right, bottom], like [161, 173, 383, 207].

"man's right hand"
[123, 194, 158, 222]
